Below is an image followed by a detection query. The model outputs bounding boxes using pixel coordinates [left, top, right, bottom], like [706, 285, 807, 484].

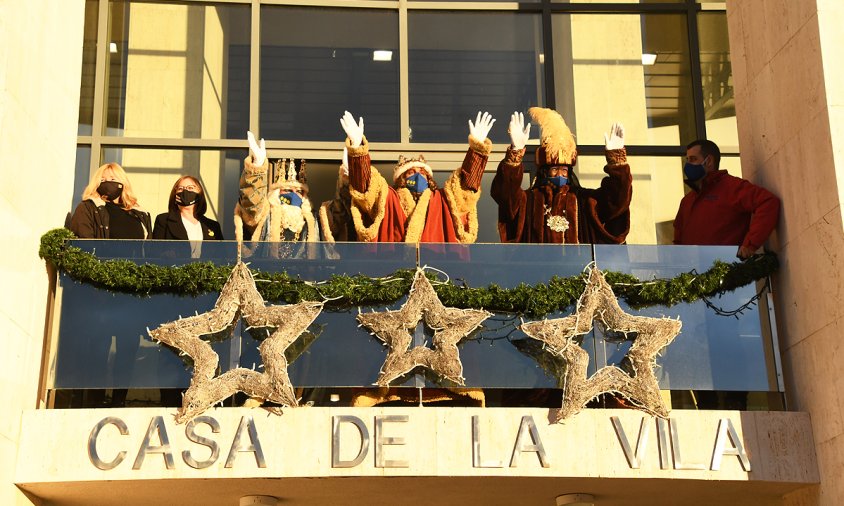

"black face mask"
[176, 189, 199, 207]
[97, 181, 123, 201]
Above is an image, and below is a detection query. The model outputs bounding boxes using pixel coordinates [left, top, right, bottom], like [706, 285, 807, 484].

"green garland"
[39, 228, 778, 317]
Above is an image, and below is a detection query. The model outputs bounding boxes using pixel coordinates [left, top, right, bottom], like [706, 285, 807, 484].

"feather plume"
[529, 107, 576, 165]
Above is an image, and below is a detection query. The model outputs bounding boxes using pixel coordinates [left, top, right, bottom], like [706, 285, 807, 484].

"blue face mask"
[542, 175, 568, 188]
[279, 191, 303, 207]
[683, 157, 708, 182]
[405, 172, 429, 193]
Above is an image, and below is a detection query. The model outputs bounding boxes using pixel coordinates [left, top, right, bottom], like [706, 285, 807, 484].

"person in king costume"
[339, 110, 495, 243]
[318, 148, 356, 242]
[234, 131, 319, 243]
[491, 108, 632, 244]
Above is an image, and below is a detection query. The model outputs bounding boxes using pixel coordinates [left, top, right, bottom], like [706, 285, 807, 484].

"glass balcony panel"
[408, 11, 545, 144]
[237, 242, 418, 387]
[53, 240, 242, 389]
[419, 242, 595, 388]
[260, 6, 400, 142]
[50, 242, 778, 397]
[551, 13, 695, 146]
[105, 1, 250, 138]
[594, 244, 777, 393]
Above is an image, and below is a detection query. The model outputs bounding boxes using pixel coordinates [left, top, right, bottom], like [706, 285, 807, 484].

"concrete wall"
[0, 0, 85, 504]
[727, 0, 844, 504]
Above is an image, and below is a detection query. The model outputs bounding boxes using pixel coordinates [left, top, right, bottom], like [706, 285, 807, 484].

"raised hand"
[604, 122, 625, 151]
[247, 131, 266, 166]
[341, 147, 349, 177]
[340, 110, 365, 148]
[508, 111, 531, 151]
[468, 111, 496, 142]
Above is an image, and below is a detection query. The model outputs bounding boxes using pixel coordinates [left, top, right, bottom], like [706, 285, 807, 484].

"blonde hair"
[81, 162, 140, 210]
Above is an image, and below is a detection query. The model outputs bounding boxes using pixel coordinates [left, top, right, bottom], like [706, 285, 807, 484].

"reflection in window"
[698, 12, 738, 150]
[99, 147, 247, 239]
[260, 6, 399, 142]
[78, 0, 98, 135]
[71, 146, 93, 211]
[409, 12, 544, 144]
[572, 155, 684, 245]
[552, 14, 695, 147]
[105, 1, 250, 139]
[553, 0, 677, 3]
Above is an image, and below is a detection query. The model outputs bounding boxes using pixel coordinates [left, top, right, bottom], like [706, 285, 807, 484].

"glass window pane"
[260, 6, 399, 142]
[79, 0, 98, 135]
[698, 12, 738, 151]
[70, 146, 92, 212]
[552, 13, 695, 146]
[99, 147, 247, 239]
[409, 12, 544, 144]
[553, 0, 680, 3]
[572, 155, 685, 246]
[105, 1, 250, 139]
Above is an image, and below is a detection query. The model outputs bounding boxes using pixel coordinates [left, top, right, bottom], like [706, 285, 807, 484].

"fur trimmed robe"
[491, 147, 632, 244]
[319, 167, 356, 242]
[234, 157, 318, 243]
[346, 135, 491, 243]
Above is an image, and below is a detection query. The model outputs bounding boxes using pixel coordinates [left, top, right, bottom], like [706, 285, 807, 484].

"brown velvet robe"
[346, 135, 491, 243]
[490, 147, 632, 244]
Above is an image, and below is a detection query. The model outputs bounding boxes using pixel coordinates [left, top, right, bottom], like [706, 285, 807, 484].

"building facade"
[1, 0, 841, 504]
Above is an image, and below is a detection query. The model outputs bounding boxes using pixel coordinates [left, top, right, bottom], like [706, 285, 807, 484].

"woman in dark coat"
[153, 175, 223, 244]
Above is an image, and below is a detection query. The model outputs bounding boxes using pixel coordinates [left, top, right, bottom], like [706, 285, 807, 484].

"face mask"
[683, 160, 707, 182]
[176, 189, 199, 207]
[543, 175, 568, 188]
[97, 181, 123, 201]
[279, 192, 303, 208]
[405, 172, 429, 193]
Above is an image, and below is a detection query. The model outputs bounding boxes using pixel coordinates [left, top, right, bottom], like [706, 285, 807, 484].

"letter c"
[88, 417, 129, 470]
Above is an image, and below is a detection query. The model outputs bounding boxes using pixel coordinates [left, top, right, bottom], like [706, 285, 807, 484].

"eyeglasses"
[177, 184, 198, 192]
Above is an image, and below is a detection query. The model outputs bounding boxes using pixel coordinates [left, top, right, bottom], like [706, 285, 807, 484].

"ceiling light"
[539, 53, 545, 64]
[240, 496, 279, 506]
[641, 53, 657, 65]
[556, 494, 595, 506]
[109, 42, 118, 54]
[330, 394, 340, 402]
[373, 50, 393, 62]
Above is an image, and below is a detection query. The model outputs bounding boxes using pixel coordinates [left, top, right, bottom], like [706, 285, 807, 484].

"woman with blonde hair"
[69, 162, 151, 238]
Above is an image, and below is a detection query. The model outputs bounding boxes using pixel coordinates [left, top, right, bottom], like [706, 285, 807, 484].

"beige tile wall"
[727, 1, 844, 504]
[0, 0, 85, 504]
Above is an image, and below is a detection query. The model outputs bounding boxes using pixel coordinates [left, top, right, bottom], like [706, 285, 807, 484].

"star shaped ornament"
[521, 265, 681, 422]
[358, 269, 492, 386]
[148, 262, 323, 423]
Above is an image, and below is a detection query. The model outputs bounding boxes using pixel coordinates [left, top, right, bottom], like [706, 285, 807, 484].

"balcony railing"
[45, 240, 783, 411]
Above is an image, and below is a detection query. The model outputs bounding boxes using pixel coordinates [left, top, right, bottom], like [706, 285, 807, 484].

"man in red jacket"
[674, 139, 780, 258]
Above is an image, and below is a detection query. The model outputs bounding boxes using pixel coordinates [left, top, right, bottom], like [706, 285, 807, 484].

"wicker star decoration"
[358, 269, 492, 386]
[521, 265, 682, 422]
[148, 261, 323, 423]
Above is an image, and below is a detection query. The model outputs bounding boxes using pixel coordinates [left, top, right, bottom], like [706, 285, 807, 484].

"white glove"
[247, 131, 266, 166]
[468, 111, 496, 142]
[341, 147, 349, 177]
[508, 111, 531, 151]
[604, 122, 625, 150]
[340, 110, 364, 148]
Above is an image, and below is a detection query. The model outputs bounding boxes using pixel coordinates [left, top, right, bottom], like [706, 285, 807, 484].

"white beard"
[278, 201, 307, 234]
